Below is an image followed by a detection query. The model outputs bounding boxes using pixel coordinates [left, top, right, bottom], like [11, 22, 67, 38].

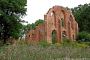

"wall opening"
[73, 35, 75, 40]
[52, 11, 56, 27]
[29, 35, 30, 37]
[61, 10, 66, 28]
[70, 15, 74, 29]
[62, 31, 67, 40]
[68, 22, 71, 39]
[52, 30, 57, 44]
[61, 18, 65, 27]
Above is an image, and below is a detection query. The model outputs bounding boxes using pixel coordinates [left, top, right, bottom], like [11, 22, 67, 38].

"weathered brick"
[26, 6, 78, 43]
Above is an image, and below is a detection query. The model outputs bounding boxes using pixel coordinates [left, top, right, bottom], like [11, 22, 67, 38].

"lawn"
[0, 41, 90, 60]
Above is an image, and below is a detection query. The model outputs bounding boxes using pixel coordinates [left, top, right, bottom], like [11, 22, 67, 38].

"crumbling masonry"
[26, 6, 78, 43]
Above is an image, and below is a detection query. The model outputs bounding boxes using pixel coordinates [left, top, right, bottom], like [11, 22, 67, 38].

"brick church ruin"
[26, 6, 78, 43]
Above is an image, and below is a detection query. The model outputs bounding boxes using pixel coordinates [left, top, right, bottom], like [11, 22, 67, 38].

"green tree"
[24, 19, 44, 33]
[71, 3, 90, 33]
[35, 19, 44, 26]
[0, 0, 27, 43]
[77, 31, 90, 42]
[24, 23, 36, 34]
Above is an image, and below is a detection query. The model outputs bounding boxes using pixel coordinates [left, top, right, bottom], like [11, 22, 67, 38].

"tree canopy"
[0, 0, 27, 43]
[24, 19, 44, 33]
[35, 19, 44, 26]
[71, 3, 90, 33]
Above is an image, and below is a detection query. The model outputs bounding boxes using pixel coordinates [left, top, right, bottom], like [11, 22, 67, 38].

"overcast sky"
[23, 0, 90, 24]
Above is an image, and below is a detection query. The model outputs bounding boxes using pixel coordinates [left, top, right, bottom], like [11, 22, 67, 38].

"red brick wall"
[45, 6, 78, 43]
[26, 24, 45, 42]
[26, 5, 78, 43]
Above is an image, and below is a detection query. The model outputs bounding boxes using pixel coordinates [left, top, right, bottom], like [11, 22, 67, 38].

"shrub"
[39, 40, 50, 48]
[77, 31, 90, 42]
[61, 38, 72, 45]
[0, 40, 4, 46]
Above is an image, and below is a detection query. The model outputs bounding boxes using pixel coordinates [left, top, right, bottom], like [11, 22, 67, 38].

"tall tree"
[71, 3, 90, 33]
[0, 0, 27, 43]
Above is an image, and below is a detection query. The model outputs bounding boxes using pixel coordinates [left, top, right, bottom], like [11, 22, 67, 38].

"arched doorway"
[52, 30, 57, 44]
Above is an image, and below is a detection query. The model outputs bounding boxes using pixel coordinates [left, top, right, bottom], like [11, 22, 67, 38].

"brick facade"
[26, 6, 78, 43]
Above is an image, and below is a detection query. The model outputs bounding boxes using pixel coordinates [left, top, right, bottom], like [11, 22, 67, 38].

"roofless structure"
[26, 6, 78, 43]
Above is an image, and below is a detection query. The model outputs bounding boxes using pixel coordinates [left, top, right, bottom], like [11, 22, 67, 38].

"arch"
[52, 30, 57, 44]
[61, 10, 65, 19]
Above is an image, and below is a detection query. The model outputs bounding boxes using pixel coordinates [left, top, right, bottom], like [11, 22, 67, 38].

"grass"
[0, 40, 90, 60]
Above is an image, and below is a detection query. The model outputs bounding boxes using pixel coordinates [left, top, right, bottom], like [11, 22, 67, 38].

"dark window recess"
[32, 34, 34, 35]
[61, 18, 64, 27]
[29, 35, 30, 37]
[73, 35, 74, 40]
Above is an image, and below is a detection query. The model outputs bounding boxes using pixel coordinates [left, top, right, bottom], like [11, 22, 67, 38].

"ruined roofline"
[46, 5, 78, 23]
[26, 5, 79, 43]
[45, 5, 73, 15]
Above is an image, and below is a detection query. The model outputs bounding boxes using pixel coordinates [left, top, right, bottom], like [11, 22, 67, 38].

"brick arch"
[61, 10, 65, 19]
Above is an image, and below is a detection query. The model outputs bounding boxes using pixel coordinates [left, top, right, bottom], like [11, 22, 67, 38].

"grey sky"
[23, 0, 90, 24]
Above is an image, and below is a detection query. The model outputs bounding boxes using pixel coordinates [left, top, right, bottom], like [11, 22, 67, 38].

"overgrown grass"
[0, 40, 90, 60]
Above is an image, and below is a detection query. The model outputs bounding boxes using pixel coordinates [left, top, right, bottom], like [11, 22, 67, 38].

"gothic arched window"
[61, 10, 65, 28]
[51, 11, 56, 27]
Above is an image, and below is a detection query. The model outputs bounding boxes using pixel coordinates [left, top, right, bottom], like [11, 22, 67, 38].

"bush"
[39, 40, 50, 48]
[0, 40, 4, 47]
[77, 31, 90, 42]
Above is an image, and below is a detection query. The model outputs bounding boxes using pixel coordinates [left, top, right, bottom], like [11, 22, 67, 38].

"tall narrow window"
[61, 18, 64, 27]
[70, 15, 74, 29]
[51, 11, 56, 27]
[51, 12, 53, 16]
[61, 10, 65, 28]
